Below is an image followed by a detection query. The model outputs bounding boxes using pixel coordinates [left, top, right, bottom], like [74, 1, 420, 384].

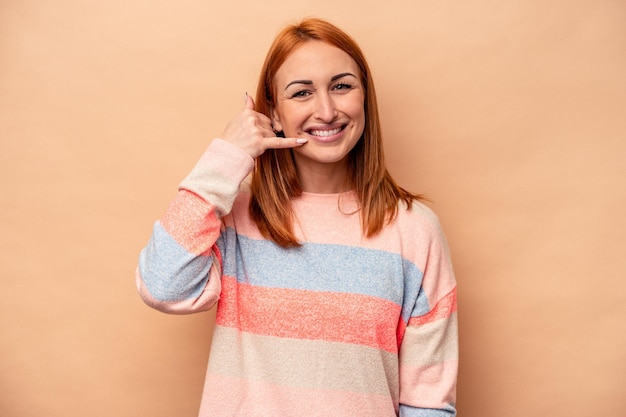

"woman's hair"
[250, 17, 422, 247]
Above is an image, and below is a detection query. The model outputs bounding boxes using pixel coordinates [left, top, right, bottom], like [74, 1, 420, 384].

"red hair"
[250, 18, 422, 247]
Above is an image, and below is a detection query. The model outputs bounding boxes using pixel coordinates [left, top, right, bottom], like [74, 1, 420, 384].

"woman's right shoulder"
[223, 189, 267, 240]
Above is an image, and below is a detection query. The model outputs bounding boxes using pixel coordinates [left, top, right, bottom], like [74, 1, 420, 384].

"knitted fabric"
[137, 139, 458, 417]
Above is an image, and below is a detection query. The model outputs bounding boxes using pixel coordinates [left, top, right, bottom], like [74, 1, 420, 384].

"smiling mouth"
[308, 126, 344, 137]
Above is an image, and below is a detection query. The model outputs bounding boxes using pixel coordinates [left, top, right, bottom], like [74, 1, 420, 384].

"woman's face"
[271, 41, 366, 173]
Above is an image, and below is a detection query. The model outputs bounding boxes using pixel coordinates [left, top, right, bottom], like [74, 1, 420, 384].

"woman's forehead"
[274, 41, 360, 83]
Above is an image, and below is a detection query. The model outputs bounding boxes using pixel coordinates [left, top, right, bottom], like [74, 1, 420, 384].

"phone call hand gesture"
[220, 93, 307, 159]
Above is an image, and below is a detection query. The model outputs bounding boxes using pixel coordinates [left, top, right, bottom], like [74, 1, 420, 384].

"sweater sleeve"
[398, 208, 458, 417]
[136, 139, 254, 314]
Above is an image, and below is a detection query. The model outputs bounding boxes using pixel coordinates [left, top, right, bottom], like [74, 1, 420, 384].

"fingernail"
[296, 138, 308, 144]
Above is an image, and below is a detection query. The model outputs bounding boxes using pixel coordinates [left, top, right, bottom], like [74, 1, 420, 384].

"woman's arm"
[136, 95, 306, 314]
[398, 208, 459, 416]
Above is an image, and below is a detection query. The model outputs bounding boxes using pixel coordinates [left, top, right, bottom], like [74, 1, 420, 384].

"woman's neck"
[295, 158, 351, 194]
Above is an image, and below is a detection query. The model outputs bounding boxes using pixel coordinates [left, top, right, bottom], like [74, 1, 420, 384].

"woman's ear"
[271, 108, 283, 134]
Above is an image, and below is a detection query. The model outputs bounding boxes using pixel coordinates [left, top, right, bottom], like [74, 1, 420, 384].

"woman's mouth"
[308, 126, 344, 138]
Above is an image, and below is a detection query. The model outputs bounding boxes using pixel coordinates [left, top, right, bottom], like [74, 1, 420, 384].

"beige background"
[1, 0, 625, 416]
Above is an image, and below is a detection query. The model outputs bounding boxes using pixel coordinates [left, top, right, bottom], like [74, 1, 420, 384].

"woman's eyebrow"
[331, 72, 357, 82]
[284, 79, 313, 90]
[284, 72, 358, 91]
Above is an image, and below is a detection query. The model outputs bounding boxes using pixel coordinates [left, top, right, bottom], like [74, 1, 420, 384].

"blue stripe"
[218, 227, 427, 320]
[139, 222, 212, 302]
[399, 404, 456, 417]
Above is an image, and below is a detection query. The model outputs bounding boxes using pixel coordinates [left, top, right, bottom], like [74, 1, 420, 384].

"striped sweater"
[137, 139, 458, 417]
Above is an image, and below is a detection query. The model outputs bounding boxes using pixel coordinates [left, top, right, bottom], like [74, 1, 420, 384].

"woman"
[137, 17, 458, 417]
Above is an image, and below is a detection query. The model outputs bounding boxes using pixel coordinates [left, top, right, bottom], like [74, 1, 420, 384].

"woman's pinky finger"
[268, 137, 308, 149]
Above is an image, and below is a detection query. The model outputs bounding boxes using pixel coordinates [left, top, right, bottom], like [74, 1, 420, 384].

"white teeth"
[310, 127, 341, 137]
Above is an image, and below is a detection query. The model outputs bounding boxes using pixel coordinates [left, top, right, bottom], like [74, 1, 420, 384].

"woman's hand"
[219, 93, 307, 158]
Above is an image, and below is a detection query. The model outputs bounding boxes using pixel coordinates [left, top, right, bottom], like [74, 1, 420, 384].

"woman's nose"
[314, 92, 338, 122]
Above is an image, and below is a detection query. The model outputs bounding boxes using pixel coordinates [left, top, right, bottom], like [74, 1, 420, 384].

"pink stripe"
[160, 189, 220, 255]
[215, 276, 401, 352]
[396, 318, 408, 349]
[399, 360, 457, 409]
[199, 373, 398, 417]
[408, 287, 457, 326]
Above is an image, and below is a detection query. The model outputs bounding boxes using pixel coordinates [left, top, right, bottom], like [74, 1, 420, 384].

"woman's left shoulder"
[396, 199, 446, 236]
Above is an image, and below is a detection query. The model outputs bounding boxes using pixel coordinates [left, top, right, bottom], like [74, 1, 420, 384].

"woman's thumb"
[244, 92, 255, 110]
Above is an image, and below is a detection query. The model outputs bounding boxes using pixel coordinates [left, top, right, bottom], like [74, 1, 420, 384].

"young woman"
[137, 17, 458, 417]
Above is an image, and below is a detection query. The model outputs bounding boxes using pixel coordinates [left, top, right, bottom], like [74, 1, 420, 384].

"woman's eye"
[333, 83, 354, 92]
[290, 90, 311, 99]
